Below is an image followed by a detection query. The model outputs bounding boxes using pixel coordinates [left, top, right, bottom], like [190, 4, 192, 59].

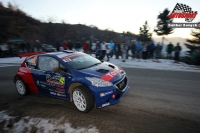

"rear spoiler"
[19, 52, 45, 58]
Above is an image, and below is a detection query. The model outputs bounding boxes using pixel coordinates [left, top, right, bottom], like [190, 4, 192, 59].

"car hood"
[78, 62, 125, 83]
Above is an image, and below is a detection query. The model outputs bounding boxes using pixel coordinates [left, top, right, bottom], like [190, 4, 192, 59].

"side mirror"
[26, 62, 36, 69]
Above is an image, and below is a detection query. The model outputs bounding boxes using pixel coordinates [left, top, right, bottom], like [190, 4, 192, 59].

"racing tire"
[72, 86, 95, 113]
[15, 77, 29, 96]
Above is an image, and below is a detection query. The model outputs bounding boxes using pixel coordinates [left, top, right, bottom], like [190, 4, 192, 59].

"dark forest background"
[0, 2, 137, 45]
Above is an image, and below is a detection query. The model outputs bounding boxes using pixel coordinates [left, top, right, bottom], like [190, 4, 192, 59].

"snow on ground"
[0, 110, 99, 133]
[0, 56, 200, 72]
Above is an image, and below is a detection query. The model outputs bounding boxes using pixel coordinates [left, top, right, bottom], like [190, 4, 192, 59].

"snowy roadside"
[0, 56, 200, 73]
[0, 110, 99, 133]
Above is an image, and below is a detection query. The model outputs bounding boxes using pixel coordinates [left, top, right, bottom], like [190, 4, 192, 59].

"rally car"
[14, 50, 129, 112]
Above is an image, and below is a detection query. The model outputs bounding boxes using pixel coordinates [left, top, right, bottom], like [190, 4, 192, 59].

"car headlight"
[86, 77, 113, 87]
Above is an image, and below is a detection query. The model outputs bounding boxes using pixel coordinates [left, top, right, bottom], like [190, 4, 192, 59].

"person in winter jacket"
[142, 42, 148, 59]
[174, 43, 182, 63]
[62, 40, 68, 50]
[108, 40, 115, 58]
[148, 41, 155, 59]
[100, 41, 106, 60]
[95, 41, 101, 59]
[135, 42, 142, 60]
[167, 42, 174, 59]
[83, 41, 89, 53]
[114, 43, 121, 59]
[130, 42, 136, 60]
[75, 41, 81, 51]
[121, 42, 128, 62]
[155, 43, 162, 59]
[105, 44, 110, 61]
[67, 40, 73, 50]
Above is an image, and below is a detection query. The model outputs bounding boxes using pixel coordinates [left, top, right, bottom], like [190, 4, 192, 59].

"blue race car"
[14, 50, 129, 112]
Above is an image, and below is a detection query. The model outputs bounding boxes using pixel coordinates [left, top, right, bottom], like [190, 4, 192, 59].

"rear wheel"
[15, 77, 29, 96]
[72, 86, 95, 113]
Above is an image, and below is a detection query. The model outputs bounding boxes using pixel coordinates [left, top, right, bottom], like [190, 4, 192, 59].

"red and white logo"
[169, 3, 198, 22]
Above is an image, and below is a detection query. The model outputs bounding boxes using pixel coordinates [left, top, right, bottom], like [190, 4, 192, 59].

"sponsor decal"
[105, 91, 113, 95]
[56, 88, 65, 93]
[50, 92, 56, 95]
[36, 80, 64, 88]
[100, 93, 105, 97]
[61, 54, 82, 61]
[46, 74, 65, 86]
[101, 69, 121, 81]
[19, 68, 27, 73]
[100, 90, 113, 97]
[102, 102, 110, 107]
[57, 93, 66, 97]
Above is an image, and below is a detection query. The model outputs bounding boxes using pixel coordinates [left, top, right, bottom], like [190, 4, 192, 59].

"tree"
[138, 21, 152, 42]
[154, 8, 174, 44]
[185, 23, 200, 53]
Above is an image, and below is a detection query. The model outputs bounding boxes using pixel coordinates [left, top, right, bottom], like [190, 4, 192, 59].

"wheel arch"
[68, 82, 93, 101]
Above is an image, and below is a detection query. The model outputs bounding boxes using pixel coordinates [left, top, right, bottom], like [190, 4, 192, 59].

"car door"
[34, 55, 72, 99]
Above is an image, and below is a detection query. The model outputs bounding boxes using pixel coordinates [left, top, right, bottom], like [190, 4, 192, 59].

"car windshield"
[62, 54, 101, 70]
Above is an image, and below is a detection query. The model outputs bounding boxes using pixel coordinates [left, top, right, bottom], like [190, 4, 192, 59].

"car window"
[38, 56, 59, 72]
[59, 63, 71, 75]
[26, 56, 37, 69]
[64, 54, 101, 70]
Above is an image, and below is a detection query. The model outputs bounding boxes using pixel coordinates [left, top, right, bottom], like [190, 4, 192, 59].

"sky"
[1, 0, 200, 39]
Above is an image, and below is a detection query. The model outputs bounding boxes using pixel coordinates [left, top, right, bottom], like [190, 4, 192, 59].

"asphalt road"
[0, 66, 200, 133]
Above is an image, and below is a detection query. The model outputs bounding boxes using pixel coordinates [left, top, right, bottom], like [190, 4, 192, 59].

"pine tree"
[138, 21, 152, 42]
[185, 23, 200, 52]
[154, 8, 174, 44]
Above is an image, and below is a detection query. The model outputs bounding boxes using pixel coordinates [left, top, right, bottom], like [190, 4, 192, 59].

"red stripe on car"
[101, 69, 121, 81]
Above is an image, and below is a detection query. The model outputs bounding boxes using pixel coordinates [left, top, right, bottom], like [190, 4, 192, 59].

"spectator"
[126, 41, 131, 59]
[88, 41, 92, 55]
[130, 42, 136, 60]
[62, 40, 68, 50]
[155, 43, 162, 59]
[135, 41, 142, 61]
[55, 41, 60, 51]
[142, 42, 148, 59]
[114, 43, 121, 59]
[100, 41, 106, 60]
[166, 42, 174, 59]
[148, 41, 155, 59]
[121, 42, 128, 62]
[108, 40, 115, 58]
[95, 41, 101, 59]
[174, 43, 182, 63]
[75, 41, 81, 51]
[105, 44, 110, 61]
[68, 40, 73, 50]
[83, 41, 89, 53]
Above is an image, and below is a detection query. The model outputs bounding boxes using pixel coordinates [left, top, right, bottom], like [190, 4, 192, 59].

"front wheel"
[72, 86, 95, 113]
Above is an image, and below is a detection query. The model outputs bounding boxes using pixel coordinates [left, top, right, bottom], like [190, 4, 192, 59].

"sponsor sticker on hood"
[101, 69, 121, 81]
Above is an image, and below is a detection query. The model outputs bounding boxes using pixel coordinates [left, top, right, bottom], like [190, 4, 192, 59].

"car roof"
[20, 50, 86, 59]
[40, 50, 86, 59]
